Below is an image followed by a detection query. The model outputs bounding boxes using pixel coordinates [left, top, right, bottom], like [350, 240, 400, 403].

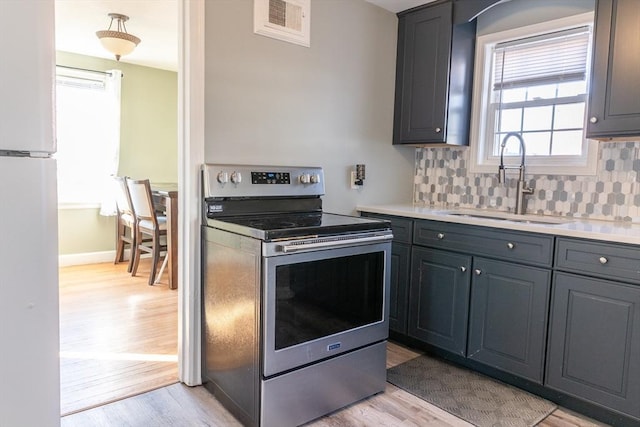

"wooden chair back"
[126, 178, 159, 228]
[113, 176, 134, 218]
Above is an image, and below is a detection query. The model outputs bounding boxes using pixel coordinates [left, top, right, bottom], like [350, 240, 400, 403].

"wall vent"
[254, 0, 310, 47]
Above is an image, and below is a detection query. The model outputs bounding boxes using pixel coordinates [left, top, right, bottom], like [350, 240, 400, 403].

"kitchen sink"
[444, 211, 571, 225]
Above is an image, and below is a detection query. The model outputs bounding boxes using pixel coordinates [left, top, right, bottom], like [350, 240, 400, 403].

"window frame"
[55, 66, 122, 209]
[469, 12, 597, 176]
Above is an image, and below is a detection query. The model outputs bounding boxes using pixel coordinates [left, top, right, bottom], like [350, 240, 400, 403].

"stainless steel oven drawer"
[555, 237, 640, 285]
[261, 341, 386, 427]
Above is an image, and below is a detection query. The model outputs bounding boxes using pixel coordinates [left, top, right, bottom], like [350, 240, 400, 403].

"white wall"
[203, 0, 414, 214]
[477, 0, 594, 35]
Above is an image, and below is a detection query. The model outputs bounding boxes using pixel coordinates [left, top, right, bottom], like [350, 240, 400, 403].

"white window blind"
[493, 27, 591, 90]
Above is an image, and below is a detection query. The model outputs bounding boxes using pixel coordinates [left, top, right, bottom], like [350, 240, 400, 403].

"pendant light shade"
[96, 13, 141, 61]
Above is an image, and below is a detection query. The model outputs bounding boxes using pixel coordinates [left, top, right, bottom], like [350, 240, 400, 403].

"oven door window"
[274, 251, 384, 350]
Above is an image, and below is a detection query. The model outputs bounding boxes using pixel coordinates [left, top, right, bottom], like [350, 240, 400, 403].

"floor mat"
[387, 355, 556, 427]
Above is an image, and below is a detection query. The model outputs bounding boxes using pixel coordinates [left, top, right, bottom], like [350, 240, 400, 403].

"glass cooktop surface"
[209, 212, 390, 241]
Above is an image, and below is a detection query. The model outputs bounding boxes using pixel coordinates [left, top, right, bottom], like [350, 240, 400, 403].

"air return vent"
[254, 0, 310, 47]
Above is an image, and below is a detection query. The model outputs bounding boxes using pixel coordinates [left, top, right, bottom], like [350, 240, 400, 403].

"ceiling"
[55, 0, 178, 71]
[54, 0, 432, 72]
[364, 0, 434, 13]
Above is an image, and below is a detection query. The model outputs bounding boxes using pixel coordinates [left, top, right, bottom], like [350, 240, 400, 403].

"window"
[55, 67, 121, 208]
[469, 13, 597, 175]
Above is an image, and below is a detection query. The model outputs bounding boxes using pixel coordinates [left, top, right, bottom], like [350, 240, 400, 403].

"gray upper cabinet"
[393, 1, 475, 145]
[587, 0, 640, 139]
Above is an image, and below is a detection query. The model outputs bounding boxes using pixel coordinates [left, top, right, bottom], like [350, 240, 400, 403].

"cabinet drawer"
[414, 220, 554, 267]
[361, 213, 413, 244]
[555, 238, 640, 284]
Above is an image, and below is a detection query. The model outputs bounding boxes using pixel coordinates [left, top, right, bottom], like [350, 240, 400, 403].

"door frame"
[177, 0, 205, 386]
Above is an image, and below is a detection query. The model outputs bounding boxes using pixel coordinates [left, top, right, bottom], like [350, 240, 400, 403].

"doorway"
[54, 0, 182, 415]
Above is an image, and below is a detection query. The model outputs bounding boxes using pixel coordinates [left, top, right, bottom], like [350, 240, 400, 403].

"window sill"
[469, 139, 599, 177]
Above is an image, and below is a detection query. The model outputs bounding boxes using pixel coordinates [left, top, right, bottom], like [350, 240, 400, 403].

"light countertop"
[357, 204, 640, 246]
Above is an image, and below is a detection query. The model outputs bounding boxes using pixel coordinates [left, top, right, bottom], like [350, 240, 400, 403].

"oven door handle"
[279, 234, 392, 253]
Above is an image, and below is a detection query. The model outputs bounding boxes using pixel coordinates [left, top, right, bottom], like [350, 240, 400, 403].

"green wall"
[56, 51, 178, 256]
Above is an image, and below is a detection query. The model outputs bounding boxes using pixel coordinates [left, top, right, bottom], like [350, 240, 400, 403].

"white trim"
[59, 250, 118, 267]
[469, 12, 597, 176]
[57, 203, 101, 210]
[177, 0, 205, 387]
[58, 249, 160, 267]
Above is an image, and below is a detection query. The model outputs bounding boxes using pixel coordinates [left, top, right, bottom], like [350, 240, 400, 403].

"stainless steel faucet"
[498, 132, 534, 215]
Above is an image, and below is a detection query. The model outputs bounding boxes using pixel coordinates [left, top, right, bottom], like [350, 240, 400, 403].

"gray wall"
[204, 0, 414, 215]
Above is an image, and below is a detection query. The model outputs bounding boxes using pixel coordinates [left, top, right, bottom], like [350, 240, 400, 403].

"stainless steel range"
[201, 164, 392, 427]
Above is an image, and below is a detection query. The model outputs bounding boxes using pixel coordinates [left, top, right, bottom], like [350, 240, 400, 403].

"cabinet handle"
[507, 242, 515, 250]
[474, 269, 482, 276]
[589, 116, 598, 124]
[437, 233, 445, 240]
[599, 256, 608, 265]
[460, 266, 467, 272]
[435, 127, 442, 133]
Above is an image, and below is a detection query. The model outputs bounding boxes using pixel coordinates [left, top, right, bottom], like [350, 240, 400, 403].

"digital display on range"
[251, 171, 291, 184]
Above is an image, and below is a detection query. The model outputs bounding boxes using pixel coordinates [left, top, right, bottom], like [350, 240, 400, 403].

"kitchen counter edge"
[357, 204, 640, 246]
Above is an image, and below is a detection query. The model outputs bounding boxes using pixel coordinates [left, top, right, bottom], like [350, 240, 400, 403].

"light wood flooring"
[59, 259, 179, 416]
[60, 262, 606, 426]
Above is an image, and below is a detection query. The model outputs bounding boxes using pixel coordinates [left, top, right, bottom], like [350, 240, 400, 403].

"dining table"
[150, 182, 178, 289]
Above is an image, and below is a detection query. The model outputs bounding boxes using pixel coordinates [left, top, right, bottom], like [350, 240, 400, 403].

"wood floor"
[59, 259, 179, 416]
[60, 262, 605, 426]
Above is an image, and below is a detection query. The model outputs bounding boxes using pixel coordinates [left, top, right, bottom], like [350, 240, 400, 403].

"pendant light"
[96, 13, 141, 61]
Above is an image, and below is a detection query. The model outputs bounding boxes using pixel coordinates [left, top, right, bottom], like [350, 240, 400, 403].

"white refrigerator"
[0, 1, 61, 426]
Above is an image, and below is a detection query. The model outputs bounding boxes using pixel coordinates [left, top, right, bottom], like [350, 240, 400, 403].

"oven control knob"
[310, 174, 321, 184]
[230, 171, 242, 184]
[299, 174, 311, 184]
[217, 172, 229, 184]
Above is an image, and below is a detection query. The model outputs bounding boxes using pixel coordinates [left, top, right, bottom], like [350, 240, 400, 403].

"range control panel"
[251, 171, 291, 184]
[202, 164, 325, 198]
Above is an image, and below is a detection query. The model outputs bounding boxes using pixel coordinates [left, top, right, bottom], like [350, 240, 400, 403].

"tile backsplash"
[414, 141, 640, 222]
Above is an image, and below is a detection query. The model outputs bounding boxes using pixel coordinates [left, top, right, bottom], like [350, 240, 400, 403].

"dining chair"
[113, 176, 136, 273]
[126, 178, 168, 285]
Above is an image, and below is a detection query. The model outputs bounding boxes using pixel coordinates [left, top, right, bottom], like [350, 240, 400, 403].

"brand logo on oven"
[208, 204, 223, 213]
[327, 342, 341, 351]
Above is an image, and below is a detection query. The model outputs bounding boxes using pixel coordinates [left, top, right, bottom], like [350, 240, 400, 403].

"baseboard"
[58, 250, 119, 267]
[58, 249, 155, 267]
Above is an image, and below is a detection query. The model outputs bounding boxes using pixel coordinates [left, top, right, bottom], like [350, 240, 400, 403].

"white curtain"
[99, 69, 123, 216]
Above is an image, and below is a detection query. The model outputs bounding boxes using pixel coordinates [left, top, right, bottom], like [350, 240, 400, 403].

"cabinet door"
[546, 272, 640, 419]
[409, 247, 471, 355]
[467, 258, 551, 383]
[587, 0, 640, 139]
[389, 243, 410, 334]
[393, 2, 452, 144]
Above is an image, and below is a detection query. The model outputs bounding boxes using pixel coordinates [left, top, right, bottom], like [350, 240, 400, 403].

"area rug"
[387, 355, 557, 427]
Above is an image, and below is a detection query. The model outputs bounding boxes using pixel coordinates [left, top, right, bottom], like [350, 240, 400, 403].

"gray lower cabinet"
[360, 212, 413, 334]
[409, 246, 471, 355]
[547, 272, 640, 420]
[467, 257, 551, 383]
[390, 242, 410, 334]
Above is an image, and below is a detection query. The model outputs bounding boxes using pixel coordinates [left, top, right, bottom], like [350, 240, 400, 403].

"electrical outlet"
[350, 171, 359, 190]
